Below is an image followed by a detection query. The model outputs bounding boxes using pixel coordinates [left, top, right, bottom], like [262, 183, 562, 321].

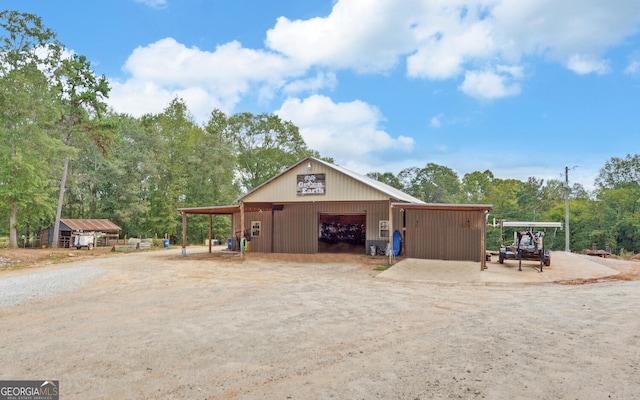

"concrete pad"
[538, 251, 620, 282]
[378, 258, 482, 283]
[378, 251, 620, 284]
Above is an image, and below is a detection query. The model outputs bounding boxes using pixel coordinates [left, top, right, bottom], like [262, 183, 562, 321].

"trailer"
[497, 221, 563, 272]
[73, 231, 96, 250]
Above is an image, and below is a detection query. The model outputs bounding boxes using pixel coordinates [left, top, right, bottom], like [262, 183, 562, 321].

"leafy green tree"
[0, 11, 61, 72]
[366, 172, 403, 190]
[515, 177, 545, 221]
[140, 98, 200, 239]
[398, 163, 461, 203]
[595, 154, 640, 190]
[461, 170, 494, 203]
[589, 155, 640, 254]
[61, 114, 146, 227]
[0, 65, 66, 247]
[222, 112, 321, 190]
[50, 53, 112, 247]
[94, 115, 153, 235]
[184, 109, 239, 243]
[0, 11, 65, 248]
[398, 167, 422, 199]
[485, 178, 522, 220]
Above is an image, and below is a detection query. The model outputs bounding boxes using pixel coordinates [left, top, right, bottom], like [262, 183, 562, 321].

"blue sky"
[12, 0, 640, 191]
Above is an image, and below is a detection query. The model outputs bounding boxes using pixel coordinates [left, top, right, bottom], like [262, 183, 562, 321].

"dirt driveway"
[1, 247, 640, 399]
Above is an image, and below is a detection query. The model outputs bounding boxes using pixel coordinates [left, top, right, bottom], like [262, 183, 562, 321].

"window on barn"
[251, 221, 261, 237]
[379, 220, 389, 238]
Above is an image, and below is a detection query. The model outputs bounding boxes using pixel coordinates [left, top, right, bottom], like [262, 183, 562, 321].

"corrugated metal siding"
[242, 163, 389, 203]
[239, 201, 391, 254]
[405, 209, 484, 261]
[233, 203, 485, 260]
[273, 203, 317, 253]
[243, 211, 271, 253]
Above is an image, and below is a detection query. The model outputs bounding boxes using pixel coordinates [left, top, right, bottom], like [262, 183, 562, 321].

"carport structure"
[177, 205, 239, 256]
[393, 203, 492, 270]
[178, 157, 492, 269]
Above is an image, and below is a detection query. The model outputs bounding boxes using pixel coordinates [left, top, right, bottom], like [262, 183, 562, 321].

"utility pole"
[564, 166, 570, 252]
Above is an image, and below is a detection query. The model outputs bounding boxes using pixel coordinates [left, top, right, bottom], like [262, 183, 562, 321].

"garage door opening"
[318, 213, 366, 254]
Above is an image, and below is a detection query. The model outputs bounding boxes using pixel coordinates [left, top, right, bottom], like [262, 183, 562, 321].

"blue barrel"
[163, 239, 169, 248]
[392, 230, 402, 256]
[227, 238, 232, 250]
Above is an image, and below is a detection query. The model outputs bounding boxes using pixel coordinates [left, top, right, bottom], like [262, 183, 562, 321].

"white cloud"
[266, 1, 417, 73]
[134, 0, 168, 9]
[492, 0, 640, 60]
[266, 0, 640, 80]
[625, 60, 640, 75]
[566, 54, 611, 75]
[430, 115, 443, 128]
[408, 9, 496, 79]
[283, 72, 338, 95]
[275, 95, 414, 162]
[109, 80, 177, 117]
[107, 0, 640, 123]
[108, 38, 305, 121]
[459, 68, 521, 99]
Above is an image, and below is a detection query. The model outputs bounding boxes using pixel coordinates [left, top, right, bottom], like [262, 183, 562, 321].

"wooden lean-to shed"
[179, 157, 492, 268]
[43, 219, 121, 248]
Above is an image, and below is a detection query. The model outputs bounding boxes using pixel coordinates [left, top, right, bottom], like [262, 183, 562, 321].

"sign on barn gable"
[297, 173, 326, 196]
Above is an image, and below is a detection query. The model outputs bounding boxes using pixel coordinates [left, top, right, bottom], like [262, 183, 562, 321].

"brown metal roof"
[392, 202, 493, 212]
[178, 205, 241, 215]
[61, 219, 121, 232]
[178, 203, 288, 214]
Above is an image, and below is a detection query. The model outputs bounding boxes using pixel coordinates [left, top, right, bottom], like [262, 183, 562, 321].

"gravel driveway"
[1, 248, 639, 399]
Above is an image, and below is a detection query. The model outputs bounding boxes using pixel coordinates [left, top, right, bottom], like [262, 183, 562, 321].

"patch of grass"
[374, 264, 391, 271]
[619, 248, 635, 259]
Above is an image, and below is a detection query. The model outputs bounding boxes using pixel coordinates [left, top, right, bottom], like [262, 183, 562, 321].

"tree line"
[368, 155, 640, 255]
[2, 11, 639, 255]
[0, 11, 322, 247]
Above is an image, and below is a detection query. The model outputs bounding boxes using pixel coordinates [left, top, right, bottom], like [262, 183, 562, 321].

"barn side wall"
[234, 201, 391, 254]
[404, 209, 485, 261]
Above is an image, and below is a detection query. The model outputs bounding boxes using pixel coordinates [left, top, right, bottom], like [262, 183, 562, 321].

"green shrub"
[619, 248, 635, 259]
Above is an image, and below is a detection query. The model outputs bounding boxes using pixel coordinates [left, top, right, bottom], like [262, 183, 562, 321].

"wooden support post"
[208, 214, 213, 253]
[481, 211, 487, 271]
[388, 200, 393, 266]
[181, 212, 187, 257]
[271, 208, 275, 253]
[240, 202, 245, 259]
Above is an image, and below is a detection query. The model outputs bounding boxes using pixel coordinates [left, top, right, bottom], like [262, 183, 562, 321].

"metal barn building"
[179, 157, 492, 268]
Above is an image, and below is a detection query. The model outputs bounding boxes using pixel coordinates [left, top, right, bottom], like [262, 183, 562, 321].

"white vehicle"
[74, 231, 95, 250]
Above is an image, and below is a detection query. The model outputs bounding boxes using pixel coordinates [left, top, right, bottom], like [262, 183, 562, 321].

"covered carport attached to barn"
[177, 205, 240, 256]
[393, 203, 492, 270]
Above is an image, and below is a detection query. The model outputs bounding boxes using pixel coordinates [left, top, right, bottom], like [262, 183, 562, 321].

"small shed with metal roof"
[179, 157, 492, 268]
[42, 219, 121, 248]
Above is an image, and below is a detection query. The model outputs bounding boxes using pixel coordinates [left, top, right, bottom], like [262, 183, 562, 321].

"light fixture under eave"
[307, 162, 312, 169]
